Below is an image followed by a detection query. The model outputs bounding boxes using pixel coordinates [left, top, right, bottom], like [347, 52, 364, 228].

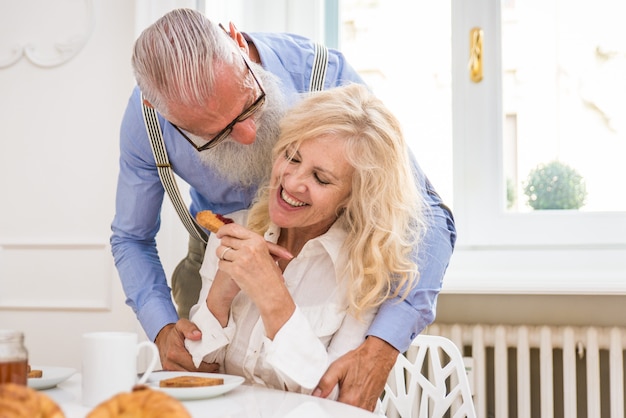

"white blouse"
[186, 210, 376, 397]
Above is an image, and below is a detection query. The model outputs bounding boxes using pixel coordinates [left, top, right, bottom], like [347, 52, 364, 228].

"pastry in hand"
[0, 382, 64, 418]
[86, 385, 190, 418]
[196, 210, 234, 233]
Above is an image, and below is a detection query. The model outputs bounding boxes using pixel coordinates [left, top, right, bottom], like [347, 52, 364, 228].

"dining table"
[44, 373, 381, 418]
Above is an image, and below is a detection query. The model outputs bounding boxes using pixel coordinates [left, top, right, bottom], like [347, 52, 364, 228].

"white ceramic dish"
[28, 366, 77, 390]
[147, 371, 245, 401]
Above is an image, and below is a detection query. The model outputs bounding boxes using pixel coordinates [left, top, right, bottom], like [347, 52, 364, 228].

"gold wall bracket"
[469, 27, 483, 83]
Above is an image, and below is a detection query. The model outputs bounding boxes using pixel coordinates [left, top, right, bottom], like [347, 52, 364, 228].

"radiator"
[427, 324, 626, 418]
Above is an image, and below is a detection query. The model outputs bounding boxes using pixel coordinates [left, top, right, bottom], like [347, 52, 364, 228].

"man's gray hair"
[132, 8, 238, 113]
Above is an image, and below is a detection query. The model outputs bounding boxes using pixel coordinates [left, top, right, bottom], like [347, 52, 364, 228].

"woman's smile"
[280, 187, 308, 207]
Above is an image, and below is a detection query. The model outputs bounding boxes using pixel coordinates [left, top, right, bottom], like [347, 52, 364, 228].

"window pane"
[339, 0, 453, 206]
[502, 0, 626, 212]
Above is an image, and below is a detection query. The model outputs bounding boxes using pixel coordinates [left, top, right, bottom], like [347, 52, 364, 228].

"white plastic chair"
[380, 335, 477, 418]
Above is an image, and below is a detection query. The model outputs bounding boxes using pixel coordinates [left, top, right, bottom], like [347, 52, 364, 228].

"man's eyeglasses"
[172, 53, 266, 152]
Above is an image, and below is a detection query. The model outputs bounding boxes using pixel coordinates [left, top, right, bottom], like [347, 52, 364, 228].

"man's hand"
[154, 319, 219, 372]
[313, 336, 399, 411]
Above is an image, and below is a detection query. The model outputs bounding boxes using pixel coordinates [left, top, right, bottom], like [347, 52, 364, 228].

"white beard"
[196, 66, 287, 188]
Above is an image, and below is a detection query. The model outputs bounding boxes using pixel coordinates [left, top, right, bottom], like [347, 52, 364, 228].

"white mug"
[81, 332, 159, 407]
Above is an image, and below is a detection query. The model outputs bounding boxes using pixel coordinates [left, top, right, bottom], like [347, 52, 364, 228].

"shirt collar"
[263, 220, 348, 265]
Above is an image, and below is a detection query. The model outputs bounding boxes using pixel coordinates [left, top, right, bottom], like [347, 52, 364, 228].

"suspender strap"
[141, 94, 209, 244]
[309, 43, 328, 92]
[142, 44, 329, 241]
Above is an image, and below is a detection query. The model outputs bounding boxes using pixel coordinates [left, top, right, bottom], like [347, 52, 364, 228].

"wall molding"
[0, 241, 113, 310]
[0, 0, 94, 69]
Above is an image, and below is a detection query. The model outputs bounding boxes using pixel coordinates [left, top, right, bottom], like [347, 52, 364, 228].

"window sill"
[442, 246, 626, 295]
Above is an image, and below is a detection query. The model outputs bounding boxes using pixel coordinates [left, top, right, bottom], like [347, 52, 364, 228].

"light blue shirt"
[110, 32, 456, 352]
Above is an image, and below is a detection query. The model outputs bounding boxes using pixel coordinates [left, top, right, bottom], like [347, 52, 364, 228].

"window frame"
[445, 0, 626, 294]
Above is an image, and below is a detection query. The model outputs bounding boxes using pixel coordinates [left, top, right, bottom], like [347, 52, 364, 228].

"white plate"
[147, 371, 244, 401]
[27, 366, 76, 390]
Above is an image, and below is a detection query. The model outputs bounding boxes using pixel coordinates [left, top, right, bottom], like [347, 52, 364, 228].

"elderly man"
[110, 8, 455, 411]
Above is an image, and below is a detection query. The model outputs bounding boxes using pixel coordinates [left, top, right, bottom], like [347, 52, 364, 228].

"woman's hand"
[215, 223, 295, 339]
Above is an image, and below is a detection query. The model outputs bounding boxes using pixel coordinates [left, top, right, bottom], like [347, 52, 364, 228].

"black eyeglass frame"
[171, 53, 266, 152]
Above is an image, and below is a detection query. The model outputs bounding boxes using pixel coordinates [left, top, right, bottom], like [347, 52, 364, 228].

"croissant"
[0, 383, 64, 418]
[86, 385, 190, 418]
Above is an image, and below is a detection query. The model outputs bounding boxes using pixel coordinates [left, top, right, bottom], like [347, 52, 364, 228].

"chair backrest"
[381, 334, 477, 418]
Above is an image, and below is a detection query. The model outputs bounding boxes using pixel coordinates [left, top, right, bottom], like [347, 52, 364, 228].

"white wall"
[0, 0, 140, 369]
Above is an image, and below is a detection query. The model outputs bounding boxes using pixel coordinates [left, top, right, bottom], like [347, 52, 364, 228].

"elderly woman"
[186, 84, 427, 400]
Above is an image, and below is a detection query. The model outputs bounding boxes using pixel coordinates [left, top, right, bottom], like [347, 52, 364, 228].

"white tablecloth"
[44, 374, 379, 418]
